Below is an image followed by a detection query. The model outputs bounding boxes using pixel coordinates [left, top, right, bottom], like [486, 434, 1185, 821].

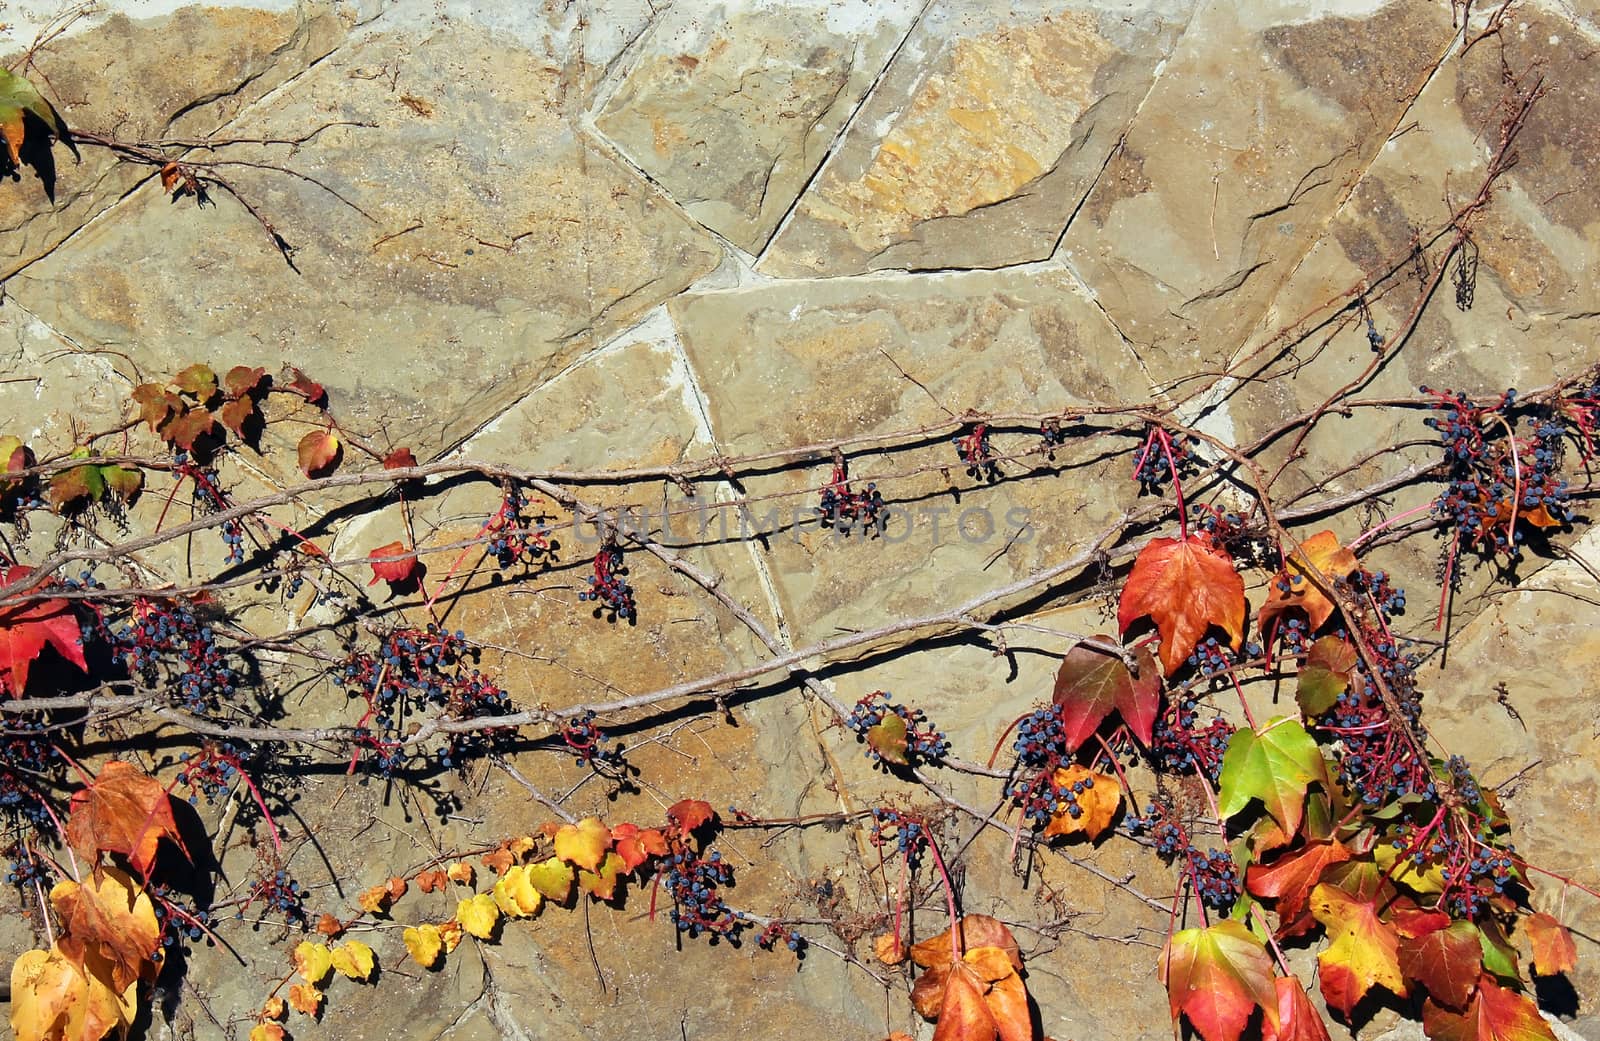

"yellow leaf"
[447, 862, 475, 886]
[261, 997, 286, 1020]
[554, 817, 610, 872]
[403, 924, 442, 969]
[1373, 842, 1446, 895]
[1041, 765, 1123, 841]
[493, 865, 542, 918]
[456, 893, 500, 939]
[525, 856, 575, 902]
[358, 884, 390, 914]
[251, 1024, 287, 1041]
[10, 948, 76, 1041]
[292, 940, 333, 984]
[287, 982, 323, 1016]
[578, 851, 626, 902]
[329, 939, 376, 981]
[437, 919, 464, 953]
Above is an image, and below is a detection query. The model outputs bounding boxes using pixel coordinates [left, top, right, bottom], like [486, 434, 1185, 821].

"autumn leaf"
[292, 941, 332, 985]
[929, 946, 1032, 1041]
[867, 710, 910, 765]
[65, 759, 188, 877]
[1399, 919, 1482, 1010]
[1041, 764, 1121, 840]
[403, 924, 443, 969]
[47, 463, 103, 511]
[481, 847, 515, 876]
[667, 798, 716, 837]
[0, 66, 76, 168]
[1311, 881, 1407, 1017]
[287, 982, 323, 1017]
[416, 869, 448, 893]
[493, 865, 543, 918]
[437, 919, 464, 953]
[285, 367, 327, 405]
[9, 943, 136, 1041]
[49, 867, 160, 993]
[1296, 637, 1358, 717]
[1478, 918, 1521, 981]
[297, 430, 340, 476]
[1523, 913, 1577, 977]
[224, 366, 268, 399]
[358, 884, 390, 915]
[554, 817, 611, 872]
[456, 893, 499, 939]
[262, 996, 287, 1020]
[1118, 534, 1246, 675]
[1246, 839, 1352, 939]
[610, 823, 667, 873]
[1160, 919, 1278, 1041]
[1051, 639, 1161, 748]
[1422, 976, 1556, 1041]
[508, 835, 537, 860]
[447, 862, 475, 886]
[251, 1024, 287, 1041]
[0, 435, 31, 494]
[163, 407, 216, 451]
[578, 851, 626, 901]
[385, 875, 408, 903]
[910, 916, 1022, 973]
[219, 397, 259, 439]
[367, 541, 421, 587]
[1218, 718, 1329, 837]
[384, 447, 418, 470]
[330, 939, 376, 981]
[131, 384, 182, 432]
[1258, 531, 1359, 635]
[525, 857, 574, 902]
[173, 364, 219, 402]
[876, 933, 908, 965]
[315, 913, 343, 938]
[1262, 976, 1332, 1041]
[0, 563, 88, 698]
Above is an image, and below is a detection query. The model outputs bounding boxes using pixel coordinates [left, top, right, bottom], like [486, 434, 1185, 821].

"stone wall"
[2, 2, 1598, 1040]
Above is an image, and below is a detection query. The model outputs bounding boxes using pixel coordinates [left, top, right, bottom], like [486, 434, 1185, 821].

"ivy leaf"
[1478, 919, 1521, 981]
[224, 365, 268, 399]
[610, 823, 668, 873]
[384, 447, 418, 470]
[1310, 881, 1407, 1017]
[909, 916, 1022, 972]
[1296, 637, 1358, 717]
[437, 920, 464, 954]
[1051, 639, 1161, 748]
[1218, 718, 1328, 837]
[447, 862, 475, 886]
[292, 941, 333, 985]
[9, 943, 136, 1041]
[403, 924, 442, 969]
[1246, 839, 1353, 939]
[1159, 919, 1278, 1041]
[219, 397, 259, 439]
[929, 946, 1032, 1041]
[553, 817, 611, 872]
[493, 865, 543, 918]
[286, 983, 323, 1017]
[1422, 976, 1556, 1041]
[1262, 976, 1332, 1041]
[667, 798, 716, 838]
[251, 1024, 287, 1041]
[416, 869, 447, 894]
[0, 563, 88, 698]
[297, 430, 340, 476]
[1119, 534, 1246, 675]
[315, 914, 344, 938]
[525, 856, 575, 902]
[131, 384, 182, 432]
[47, 462, 104, 511]
[284, 367, 327, 406]
[0, 435, 31, 494]
[357, 884, 391, 915]
[100, 465, 143, 502]
[578, 850, 627, 901]
[50, 867, 161, 992]
[65, 759, 189, 877]
[1523, 913, 1576, 976]
[867, 711, 910, 765]
[1399, 920, 1482, 1010]
[173, 364, 219, 402]
[367, 541, 422, 588]
[1042, 764, 1121, 841]
[1258, 531, 1359, 635]
[330, 938, 376, 981]
[455, 893, 499, 939]
[0, 66, 76, 169]
[163, 407, 216, 452]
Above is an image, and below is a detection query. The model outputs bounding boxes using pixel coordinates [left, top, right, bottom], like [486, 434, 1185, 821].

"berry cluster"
[952, 424, 1000, 482]
[578, 545, 636, 622]
[487, 484, 556, 569]
[151, 883, 213, 951]
[1131, 427, 1196, 494]
[1353, 567, 1407, 620]
[1006, 767, 1096, 831]
[816, 461, 888, 537]
[757, 921, 806, 956]
[868, 807, 928, 868]
[4, 845, 48, 887]
[1011, 704, 1068, 770]
[175, 454, 245, 566]
[175, 743, 250, 805]
[1150, 698, 1234, 784]
[561, 710, 624, 770]
[1272, 616, 1311, 658]
[1126, 802, 1239, 912]
[845, 691, 950, 768]
[1039, 420, 1068, 460]
[108, 598, 238, 714]
[1323, 637, 1430, 806]
[1, 719, 61, 829]
[247, 867, 307, 922]
[664, 849, 743, 942]
[1183, 635, 1256, 682]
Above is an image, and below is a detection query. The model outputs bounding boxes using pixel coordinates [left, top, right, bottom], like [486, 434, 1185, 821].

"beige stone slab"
[759, 0, 1196, 276]
[595, 0, 920, 253]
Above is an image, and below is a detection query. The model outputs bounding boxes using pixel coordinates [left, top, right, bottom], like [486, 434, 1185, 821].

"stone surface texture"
[1, 1, 1598, 1041]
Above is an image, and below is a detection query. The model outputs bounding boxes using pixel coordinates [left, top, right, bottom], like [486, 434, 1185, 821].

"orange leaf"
[910, 916, 1022, 972]
[285, 367, 327, 405]
[554, 817, 611, 872]
[173, 363, 218, 401]
[578, 850, 627, 901]
[162, 407, 216, 451]
[0, 563, 88, 699]
[1311, 881, 1407, 1017]
[1118, 534, 1245, 675]
[447, 862, 475, 886]
[315, 913, 343, 938]
[297, 430, 340, 477]
[384, 447, 418, 470]
[224, 365, 267, 399]
[65, 759, 188, 876]
[481, 848, 514, 876]
[10, 947, 90, 1041]
[367, 541, 421, 587]
[1041, 764, 1121, 840]
[1524, 913, 1577, 977]
[219, 397, 258, 439]
[251, 1024, 287, 1041]
[416, 869, 448, 893]
[357, 884, 390, 915]
[1422, 975, 1557, 1041]
[610, 823, 668, 873]
[261, 996, 287, 1020]
[287, 982, 323, 1017]
[385, 876, 408, 903]
[667, 798, 716, 837]
[875, 933, 908, 965]
[49, 867, 160, 992]
[1160, 920, 1278, 1041]
[1246, 840, 1352, 939]
[930, 947, 1032, 1041]
[1262, 976, 1331, 1041]
[1258, 531, 1359, 636]
[131, 384, 181, 432]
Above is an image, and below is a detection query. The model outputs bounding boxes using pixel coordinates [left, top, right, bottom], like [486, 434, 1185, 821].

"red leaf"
[131, 384, 182, 433]
[219, 397, 258, 439]
[297, 431, 340, 477]
[1400, 920, 1483, 1010]
[666, 799, 715, 837]
[1422, 976, 1556, 1041]
[1051, 639, 1161, 747]
[1160, 920, 1278, 1041]
[1523, 913, 1577, 977]
[609, 823, 667, 873]
[1263, 976, 1332, 1041]
[1246, 840, 1352, 939]
[65, 760, 190, 876]
[384, 447, 418, 470]
[1118, 534, 1245, 675]
[0, 564, 87, 698]
[223, 366, 267, 399]
[367, 541, 421, 587]
[285, 367, 327, 406]
[162, 408, 216, 451]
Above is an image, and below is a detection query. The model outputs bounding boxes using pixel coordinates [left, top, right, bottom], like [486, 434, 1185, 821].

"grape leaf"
[9, 943, 136, 1041]
[447, 862, 475, 886]
[610, 823, 667, 873]
[416, 869, 447, 894]
[1258, 531, 1358, 635]
[367, 541, 421, 587]
[0, 67, 76, 168]
[65, 759, 189, 877]
[1263, 976, 1332, 1041]
[1246, 839, 1352, 939]
[493, 865, 543, 917]
[1523, 913, 1576, 976]
[330, 940, 375, 981]
[50, 867, 160, 992]
[1311, 881, 1407, 1017]
[1042, 764, 1121, 840]
[284, 367, 327, 406]
[384, 447, 418, 470]
[525, 856, 575, 902]
[1119, 534, 1245, 675]
[1159, 919, 1278, 1041]
[173, 364, 218, 402]
[224, 366, 267, 399]
[297, 430, 340, 476]
[554, 817, 611, 872]
[131, 384, 182, 432]
[403, 924, 442, 968]
[292, 941, 332, 985]
[578, 850, 626, 901]
[219, 397, 259, 439]
[163, 408, 216, 451]
[0, 563, 88, 698]
[667, 798, 716, 837]
[929, 946, 1032, 1041]
[868, 710, 910, 765]
[287, 983, 322, 1016]
[1422, 976, 1556, 1041]
[1051, 639, 1161, 747]
[455, 893, 499, 939]
[1399, 920, 1482, 1010]
[1296, 637, 1357, 717]
[1219, 718, 1328, 837]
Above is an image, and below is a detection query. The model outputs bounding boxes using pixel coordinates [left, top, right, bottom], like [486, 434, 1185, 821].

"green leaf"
[0, 67, 75, 167]
[1218, 717, 1329, 837]
[1296, 637, 1356, 716]
[866, 711, 909, 766]
[1477, 919, 1520, 982]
